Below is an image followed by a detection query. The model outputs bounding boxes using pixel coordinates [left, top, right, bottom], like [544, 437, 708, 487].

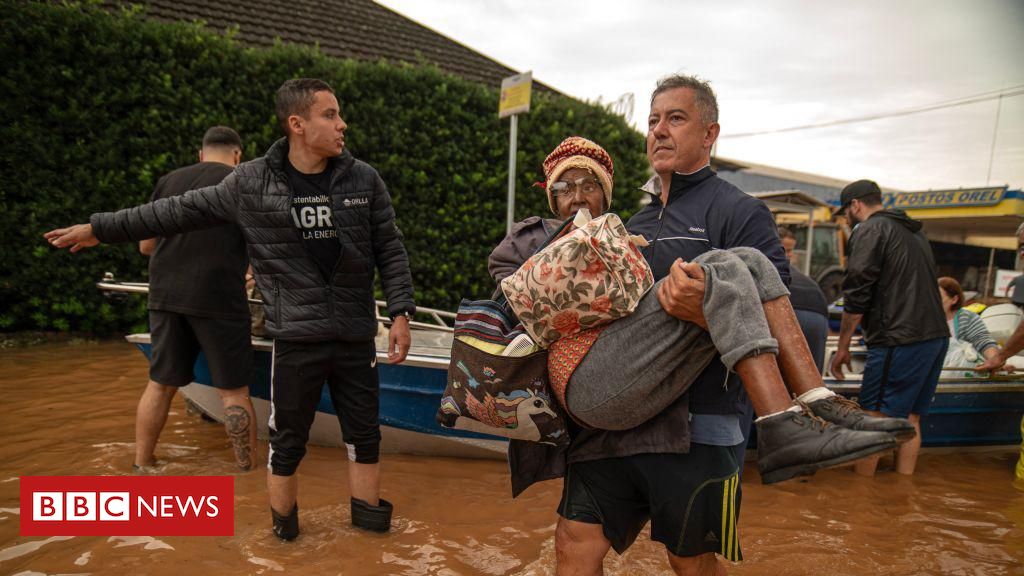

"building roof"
[106, 0, 560, 94]
[712, 155, 860, 190]
[711, 154, 904, 204]
[749, 190, 833, 209]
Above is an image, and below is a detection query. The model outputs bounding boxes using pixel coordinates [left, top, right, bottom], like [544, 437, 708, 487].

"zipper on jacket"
[271, 276, 281, 326]
[324, 159, 358, 337]
[326, 285, 336, 335]
[649, 202, 669, 264]
[324, 155, 354, 286]
[324, 157, 356, 336]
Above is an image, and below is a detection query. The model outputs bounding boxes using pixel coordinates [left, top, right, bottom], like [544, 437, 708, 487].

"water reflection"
[0, 342, 1022, 575]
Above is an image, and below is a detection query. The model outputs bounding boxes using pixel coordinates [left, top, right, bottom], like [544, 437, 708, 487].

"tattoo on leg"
[224, 405, 253, 470]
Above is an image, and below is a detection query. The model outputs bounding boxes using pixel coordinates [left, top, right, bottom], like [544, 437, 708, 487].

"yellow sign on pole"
[499, 71, 533, 118]
[499, 71, 532, 233]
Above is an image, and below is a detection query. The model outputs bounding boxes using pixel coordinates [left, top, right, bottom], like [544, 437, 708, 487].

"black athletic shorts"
[149, 310, 253, 389]
[268, 339, 381, 475]
[558, 445, 742, 561]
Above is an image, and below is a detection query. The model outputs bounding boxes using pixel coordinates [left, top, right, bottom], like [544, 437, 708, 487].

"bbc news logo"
[20, 476, 233, 536]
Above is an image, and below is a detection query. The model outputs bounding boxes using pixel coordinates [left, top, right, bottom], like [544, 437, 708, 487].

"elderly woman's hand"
[657, 258, 708, 330]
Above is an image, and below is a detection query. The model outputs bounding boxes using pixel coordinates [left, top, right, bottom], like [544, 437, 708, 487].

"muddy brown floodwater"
[1, 341, 1023, 575]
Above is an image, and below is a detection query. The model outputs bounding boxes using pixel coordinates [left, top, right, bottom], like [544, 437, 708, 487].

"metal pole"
[985, 247, 996, 298]
[805, 205, 814, 276]
[506, 114, 519, 235]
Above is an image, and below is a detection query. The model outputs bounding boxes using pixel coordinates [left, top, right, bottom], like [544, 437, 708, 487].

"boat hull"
[126, 333, 507, 460]
[821, 342, 1024, 447]
[126, 333, 1024, 458]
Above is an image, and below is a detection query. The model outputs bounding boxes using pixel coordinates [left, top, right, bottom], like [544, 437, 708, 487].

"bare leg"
[733, 354, 791, 416]
[895, 414, 922, 475]
[854, 454, 881, 477]
[762, 296, 822, 396]
[853, 408, 889, 476]
[218, 387, 257, 471]
[666, 551, 726, 576]
[348, 461, 381, 505]
[268, 471, 298, 515]
[698, 247, 814, 417]
[733, 250, 915, 441]
[555, 518, 611, 576]
[134, 380, 177, 467]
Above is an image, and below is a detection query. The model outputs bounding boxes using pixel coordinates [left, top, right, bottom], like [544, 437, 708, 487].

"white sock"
[755, 404, 803, 422]
[796, 387, 836, 404]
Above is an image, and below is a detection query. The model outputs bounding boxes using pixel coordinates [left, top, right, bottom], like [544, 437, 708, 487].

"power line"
[986, 94, 1004, 185]
[721, 85, 1024, 139]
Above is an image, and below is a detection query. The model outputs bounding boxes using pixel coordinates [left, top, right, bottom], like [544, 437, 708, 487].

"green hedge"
[0, 1, 648, 333]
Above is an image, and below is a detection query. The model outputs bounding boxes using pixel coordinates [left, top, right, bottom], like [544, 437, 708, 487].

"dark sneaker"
[808, 395, 916, 443]
[272, 504, 299, 541]
[756, 406, 897, 485]
[351, 497, 393, 533]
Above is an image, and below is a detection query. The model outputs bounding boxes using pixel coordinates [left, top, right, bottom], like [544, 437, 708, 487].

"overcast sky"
[378, 0, 1023, 192]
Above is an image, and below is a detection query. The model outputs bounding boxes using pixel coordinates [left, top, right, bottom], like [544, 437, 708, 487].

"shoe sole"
[760, 440, 897, 485]
[891, 428, 916, 444]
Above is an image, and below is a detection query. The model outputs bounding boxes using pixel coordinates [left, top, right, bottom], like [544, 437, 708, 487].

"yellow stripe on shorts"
[719, 473, 740, 562]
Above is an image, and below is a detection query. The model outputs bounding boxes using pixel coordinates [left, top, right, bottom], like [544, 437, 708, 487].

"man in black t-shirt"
[778, 227, 830, 370]
[285, 159, 341, 278]
[136, 126, 256, 472]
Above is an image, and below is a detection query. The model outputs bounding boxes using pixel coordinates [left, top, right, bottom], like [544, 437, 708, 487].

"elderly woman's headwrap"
[540, 136, 614, 215]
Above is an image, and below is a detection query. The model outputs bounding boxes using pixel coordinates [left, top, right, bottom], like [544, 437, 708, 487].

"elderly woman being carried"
[490, 137, 915, 483]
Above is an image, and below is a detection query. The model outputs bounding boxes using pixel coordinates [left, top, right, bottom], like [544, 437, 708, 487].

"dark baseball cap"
[835, 179, 882, 216]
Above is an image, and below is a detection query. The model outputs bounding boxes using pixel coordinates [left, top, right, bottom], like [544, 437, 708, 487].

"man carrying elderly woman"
[491, 77, 915, 575]
[494, 133, 909, 474]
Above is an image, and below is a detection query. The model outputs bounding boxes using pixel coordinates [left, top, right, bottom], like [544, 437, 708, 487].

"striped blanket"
[454, 299, 529, 346]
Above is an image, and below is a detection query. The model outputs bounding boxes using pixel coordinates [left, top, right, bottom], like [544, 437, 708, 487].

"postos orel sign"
[883, 186, 1007, 210]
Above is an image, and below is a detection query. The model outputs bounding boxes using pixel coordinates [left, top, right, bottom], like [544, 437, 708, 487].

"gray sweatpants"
[566, 247, 790, 430]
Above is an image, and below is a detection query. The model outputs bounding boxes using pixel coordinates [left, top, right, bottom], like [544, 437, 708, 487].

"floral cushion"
[500, 211, 653, 348]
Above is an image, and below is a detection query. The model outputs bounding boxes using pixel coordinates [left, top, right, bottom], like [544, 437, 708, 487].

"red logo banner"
[20, 476, 234, 536]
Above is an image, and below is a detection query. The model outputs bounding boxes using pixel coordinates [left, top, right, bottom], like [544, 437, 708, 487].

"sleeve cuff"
[388, 305, 416, 320]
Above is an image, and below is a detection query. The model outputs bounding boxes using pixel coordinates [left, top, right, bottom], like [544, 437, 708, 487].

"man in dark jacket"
[45, 78, 415, 539]
[830, 179, 949, 477]
[135, 126, 257, 473]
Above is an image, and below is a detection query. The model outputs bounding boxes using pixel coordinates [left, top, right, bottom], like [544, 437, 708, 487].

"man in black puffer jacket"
[45, 78, 415, 539]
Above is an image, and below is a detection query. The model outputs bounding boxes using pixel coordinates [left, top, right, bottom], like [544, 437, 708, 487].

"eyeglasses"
[550, 177, 602, 199]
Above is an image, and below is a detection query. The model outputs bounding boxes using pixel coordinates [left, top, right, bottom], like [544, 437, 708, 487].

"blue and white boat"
[823, 338, 1024, 448]
[127, 328, 512, 459]
[104, 281, 1024, 457]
